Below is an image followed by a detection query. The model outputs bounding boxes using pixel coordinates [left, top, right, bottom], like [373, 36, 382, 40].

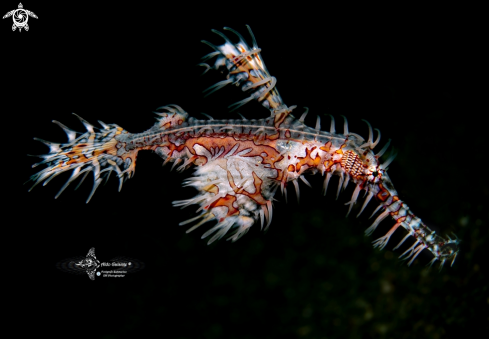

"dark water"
[7, 3, 485, 338]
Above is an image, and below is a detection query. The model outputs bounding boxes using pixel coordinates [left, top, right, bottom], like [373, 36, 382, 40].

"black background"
[5, 2, 486, 338]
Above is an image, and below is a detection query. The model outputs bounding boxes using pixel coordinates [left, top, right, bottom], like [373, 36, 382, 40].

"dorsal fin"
[154, 105, 188, 129]
[201, 25, 289, 117]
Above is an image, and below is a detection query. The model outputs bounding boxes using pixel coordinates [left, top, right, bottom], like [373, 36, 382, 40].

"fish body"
[27, 26, 459, 269]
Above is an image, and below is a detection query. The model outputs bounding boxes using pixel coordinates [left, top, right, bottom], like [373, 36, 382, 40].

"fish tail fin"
[27, 114, 134, 203]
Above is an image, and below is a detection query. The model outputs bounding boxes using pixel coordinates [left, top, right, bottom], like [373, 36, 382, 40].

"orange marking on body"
[396, 216, 407, 223]
[392, 216, 406, 226]
[184, 137, 282, 169]
[165, 140, 187, 158]
[320, 141, 332, 152]
[334, 143, 347, 155]
[193, 155, 207, 166]
[384, 216, 407, 237]
[376, 183, 391, 202]
[323, 160, 336, 171]
[295, 147, 321, 173]
[285, 130, 291, 138]
[274, 169, 286, 182]
[288, 165, 295, 172]
[274, 112, 289, 128]
[208, 194, 240, 219]
[267, 131, 280, 140]
[227, 171, 268, 205]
